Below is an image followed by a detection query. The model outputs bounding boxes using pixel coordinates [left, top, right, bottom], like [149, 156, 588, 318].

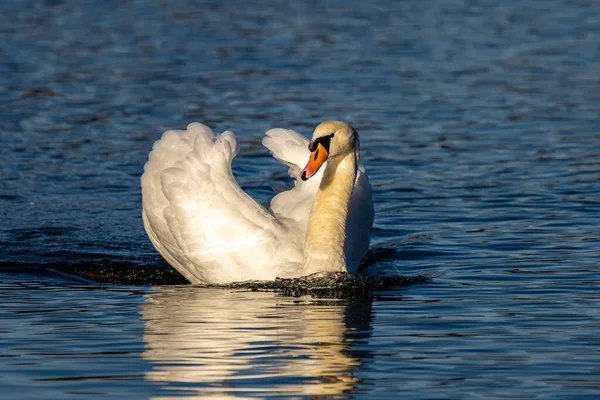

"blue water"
[1, 0, 600, 398]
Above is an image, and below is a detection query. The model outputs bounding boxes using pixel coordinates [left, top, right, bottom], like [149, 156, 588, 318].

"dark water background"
[1, 0, 599, 398]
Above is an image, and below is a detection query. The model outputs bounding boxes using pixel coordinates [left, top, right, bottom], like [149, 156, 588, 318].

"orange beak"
[300, 142, 329, 181]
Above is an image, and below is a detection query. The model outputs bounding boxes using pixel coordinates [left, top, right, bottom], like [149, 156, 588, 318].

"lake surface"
[1, 0, 599, 398]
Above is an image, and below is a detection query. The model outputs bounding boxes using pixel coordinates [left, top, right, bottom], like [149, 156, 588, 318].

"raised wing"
[262, 128, 323, 223]
[142, 123, 298, 283]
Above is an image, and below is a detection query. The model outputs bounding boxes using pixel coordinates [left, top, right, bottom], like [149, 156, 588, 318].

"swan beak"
[300, 143, 329, 181]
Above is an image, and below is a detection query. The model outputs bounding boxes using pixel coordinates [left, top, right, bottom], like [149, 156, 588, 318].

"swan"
[141, 120, 374, 284]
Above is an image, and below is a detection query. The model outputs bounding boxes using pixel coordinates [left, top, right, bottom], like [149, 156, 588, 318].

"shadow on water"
[141, 286, 375, 397]
[205, 271, 433, 298]
[0, 247, 434, 298]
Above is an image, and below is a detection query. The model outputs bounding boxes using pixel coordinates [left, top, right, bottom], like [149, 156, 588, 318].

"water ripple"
[1, 0, 600, 398]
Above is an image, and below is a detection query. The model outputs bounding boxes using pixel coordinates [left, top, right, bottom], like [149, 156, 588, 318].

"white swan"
[141, 120, 374, 284]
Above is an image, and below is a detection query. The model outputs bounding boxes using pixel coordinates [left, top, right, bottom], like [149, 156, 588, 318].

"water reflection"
[141, 286, 373, 398]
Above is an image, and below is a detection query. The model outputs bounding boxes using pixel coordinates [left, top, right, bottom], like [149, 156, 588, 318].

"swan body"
[141, 121, 374, 284]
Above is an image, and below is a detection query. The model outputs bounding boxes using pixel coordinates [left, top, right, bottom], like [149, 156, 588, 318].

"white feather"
[141, 122, 373, 284]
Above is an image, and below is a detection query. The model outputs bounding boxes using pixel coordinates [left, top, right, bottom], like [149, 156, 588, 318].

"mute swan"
[141, 120, 374, 284]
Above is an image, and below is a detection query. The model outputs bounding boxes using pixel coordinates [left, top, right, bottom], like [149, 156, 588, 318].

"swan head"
[300, 120, 357, 181]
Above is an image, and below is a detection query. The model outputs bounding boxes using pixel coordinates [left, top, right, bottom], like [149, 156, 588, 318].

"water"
[1, 0, 599, 398]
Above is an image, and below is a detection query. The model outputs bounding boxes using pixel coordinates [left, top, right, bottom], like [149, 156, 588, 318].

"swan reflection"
[141, 286, 373, 398]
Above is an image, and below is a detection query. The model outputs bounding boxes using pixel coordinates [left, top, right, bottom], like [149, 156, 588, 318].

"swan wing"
[262, 128, 323, 222]
[344, 165, 374, 271]
[142, 123, 300, 283]
[262, 128, 310, 178]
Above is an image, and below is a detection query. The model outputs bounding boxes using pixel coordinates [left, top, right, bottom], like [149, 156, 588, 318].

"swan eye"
[309, 135, 332, 152]
[330, 133, 335, 138]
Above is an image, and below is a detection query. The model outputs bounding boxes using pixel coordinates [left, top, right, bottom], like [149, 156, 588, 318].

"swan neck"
[303, 149, 358, 275]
